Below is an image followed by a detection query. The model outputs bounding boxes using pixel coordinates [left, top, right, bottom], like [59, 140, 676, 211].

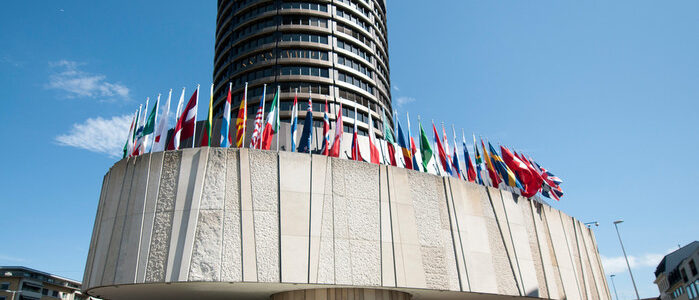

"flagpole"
[192, 84, 199, 148]
[276, 85, 280, 152]
[149, 93, 160, 153]
[240, 82, 245, 148]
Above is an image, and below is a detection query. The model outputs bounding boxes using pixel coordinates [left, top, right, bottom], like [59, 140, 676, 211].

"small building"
[0, 266, 96, 300]
[654, 241, 699, 300]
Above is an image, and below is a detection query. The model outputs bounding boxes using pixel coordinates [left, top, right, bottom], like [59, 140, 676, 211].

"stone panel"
[249, 150, 280, 282]
[101, 157, 137, 286]
[501, 193, 540, 297]
[309, 155, 331, 284]
[561, 212, 587, 300]
[145, 151, 181, 283]
[115, 154, 152, 284]
[519, 197, 548, 299]
[315, 156, 335, 284]
[84, 171, 111, 289]
[379, 166, 396, 287]
[189, 148, 228, 281]
[529, 200, 559, 299]
[135, 151, 164, 283]
[239, 149, 258, 282]
[482, 187, 520, 296]
[279, 151, 311, 284]
[221, 149, 242, 282]
[545, 207, 581, 300]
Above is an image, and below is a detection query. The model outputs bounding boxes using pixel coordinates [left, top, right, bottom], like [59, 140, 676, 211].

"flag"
[201, 84, 214, 146]
[140, 96, 158, 153]
[320, 99, 330, 155]
[530, 158, 564, 200]
[122, 111, 137, 158]
[152, 89, 172, 152]
[298, 96, 313, 153]
[462, 132, 476, 182]
[367, 111, 380, 164]
[442, 124, 454, 176]
[432, 122, 451, 174]
[488, 142, 523, 189]
[501, 146, 539, 197]
[249, 84, 266, 149]
[234, 83, 248, 148]
[396, 115, 413, 169]
[168, 86, 198, 150]
[220, 83, 233, 148]
[260, 86, 280, 150]
[473, 135, 485, 185]
[381, 108, 397, 166]
[132, 99, 149, 157]
[328, 102, 343, 157]
[167, 88, 186, 151]
[350, 107, 364, 161]
[407, 114, 420, 171]
[451, 127, 462, 179]
[418, 120, 433, 171]
[481, 139, 501, 187]
[290, 90, 299, 152]
[516, 151, 546, 196]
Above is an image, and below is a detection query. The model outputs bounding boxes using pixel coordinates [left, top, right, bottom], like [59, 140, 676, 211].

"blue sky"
[1, 1, 697, 298]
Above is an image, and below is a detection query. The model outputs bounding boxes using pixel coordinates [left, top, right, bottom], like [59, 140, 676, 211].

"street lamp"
[610, 274, 619, 300]
[614, 219, 640, 300]
[584, 221, 599, 228]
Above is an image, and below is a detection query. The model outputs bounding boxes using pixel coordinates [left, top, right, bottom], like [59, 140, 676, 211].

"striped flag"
[290, 89, 299, 152]
[122, 111, 137, 158]
[201, 84, 214, 146]
[328, 102, 343, 157]
[350, 106, 364, 161]
[249, 84, 266, 149]
[260, 86, 280, 150]
[220, 83, 233, 148]
[320, 99, 330, 155]
[167, 88, 186, 150]
[367, 110, 380, 163]
[235, 83, 248, 148]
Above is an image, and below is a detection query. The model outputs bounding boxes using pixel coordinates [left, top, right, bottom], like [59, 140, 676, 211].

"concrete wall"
[83, 148, 609, 300]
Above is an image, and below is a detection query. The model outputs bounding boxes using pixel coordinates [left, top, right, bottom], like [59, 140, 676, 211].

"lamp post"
[610, 274, 619, 300]
[584, 221, 599, 228]
[614, 219, 640, 300]
[4, 289, 21, 300]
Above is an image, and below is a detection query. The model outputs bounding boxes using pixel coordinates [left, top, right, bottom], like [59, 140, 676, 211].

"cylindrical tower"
[213, 0, 391, 139]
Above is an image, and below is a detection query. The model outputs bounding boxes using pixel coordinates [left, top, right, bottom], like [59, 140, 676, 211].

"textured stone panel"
[316, 156, 335, 284]
[576, 222, 600, 300]
[221, 149, 241, 282]
[309, 155, 330, 284]
[546, 207, 581, 300]
[249, 150, 280, 282]
[145, 151, 181, 282]
[238, 149, 257, 282]
[279, 151, 311, 284]
[408, 172, 458, 291]
[379, 166, 396, 288]
[482, 187, 520, 296]
[502, 193, 539, 297]
[529, 201, 559, 299]
[135, 151, 164, 283]
[519, 197, 548, 299]
[188, 210, 224, 281]
[561, 212, 586, 300]
[581, 225, 607, 300]
[200, 148, 227, 210]
[540, 205, 567, 300]
[102, 158, 137, 286]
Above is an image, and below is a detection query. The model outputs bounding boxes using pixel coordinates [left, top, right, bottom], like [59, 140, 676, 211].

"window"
[0, 282, 8, 290]
[281, 33, 328, 44]
[336, 39, 370, 63]
[338, 71, 373, 94]
[683, 268, 690, 283]
[42, 288, 49, 295]
[282, 16, 328, 28]
[690, 259, 698, 277]
[279, 66, 330, 78]
[280, 2, 328, 12]
[337, 55, 372, 78]
[278, 49, 329, 61]
[53, 290, 59, 297]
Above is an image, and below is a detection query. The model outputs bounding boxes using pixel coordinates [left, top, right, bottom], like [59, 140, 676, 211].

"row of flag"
[122, 82, 564, 201]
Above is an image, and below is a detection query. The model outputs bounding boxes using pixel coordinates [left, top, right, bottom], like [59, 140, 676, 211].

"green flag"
[382, 108, 395, 144]
[418, 121, 433, 170]
[142, 101, 158, 135]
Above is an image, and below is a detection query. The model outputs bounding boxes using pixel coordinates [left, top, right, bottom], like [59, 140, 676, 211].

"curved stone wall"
[83, 148, 610, 300]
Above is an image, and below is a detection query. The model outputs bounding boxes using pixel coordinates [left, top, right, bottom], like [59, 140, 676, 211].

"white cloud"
[396, 96, 416, 106]
[393, 85, 400, 91]
[55, 114, 133, 158]
[47, 60, 129, 100]
[601, 252, 666, 274]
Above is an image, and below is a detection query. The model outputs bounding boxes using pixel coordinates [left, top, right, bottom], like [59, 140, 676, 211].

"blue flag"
[297, 97, 313, 153]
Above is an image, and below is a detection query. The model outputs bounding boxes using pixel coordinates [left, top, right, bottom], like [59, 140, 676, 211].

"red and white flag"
[168, 86, 198, 150]
[320, 99, 330, 155]
[367, 111, 380, 164]
[152, 89, 172, 152]
[328, 102, 343, 157]
[249, 84, 266, 149]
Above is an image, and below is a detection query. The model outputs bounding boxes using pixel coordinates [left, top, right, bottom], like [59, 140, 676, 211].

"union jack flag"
[320, 99, 330, 155]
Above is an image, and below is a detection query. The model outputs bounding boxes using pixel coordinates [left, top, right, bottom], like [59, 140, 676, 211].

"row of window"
[230, 81, 332, 105]
[336, 8, 370, 33]
[282, 15, 328, 28]
[231, 17, 276, 42]
[281, 33, 329, 44]
[228, 49, 330, 75]
[231, 34, 276, 56]
[338, 88, 374, 111]
[336, 23, 373, 50]
[338, 71, 373, 94]
[232, 3, 276, 26]
[336, 39, 371, 63]
[336, 0, 371, 20]
[279, 66, 330, 77]
[281, 2, 328, 12]
[338, 55, 372, 78]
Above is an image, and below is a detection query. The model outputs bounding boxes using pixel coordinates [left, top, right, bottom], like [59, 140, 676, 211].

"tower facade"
[213, 0, 392, 137]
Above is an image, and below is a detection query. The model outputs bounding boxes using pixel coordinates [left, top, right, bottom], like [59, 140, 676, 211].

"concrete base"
[271, 288, 411, 300]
